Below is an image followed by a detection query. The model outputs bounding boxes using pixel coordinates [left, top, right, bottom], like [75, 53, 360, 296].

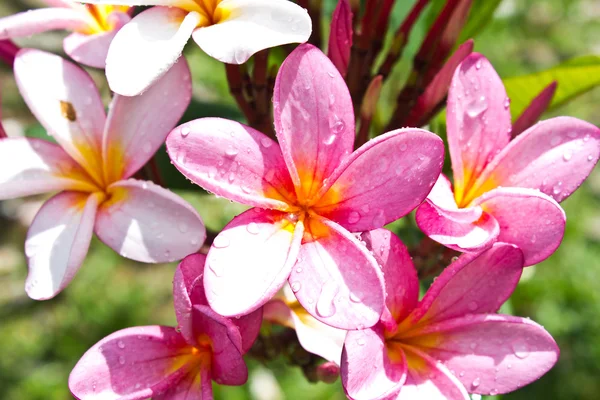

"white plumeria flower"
[77, 0, 312, 96]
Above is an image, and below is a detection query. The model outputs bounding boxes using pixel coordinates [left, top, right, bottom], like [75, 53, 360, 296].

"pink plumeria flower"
[69, 253, 262, 399]
[166, 44, 445, 330]
[0, 1, 132, 68]
[416, 53, 600, 266]
[264, 283, 346, 364]
[77, 0, 312, 96]
[0, 49, 205, 300]
[341, 229, 559, 400]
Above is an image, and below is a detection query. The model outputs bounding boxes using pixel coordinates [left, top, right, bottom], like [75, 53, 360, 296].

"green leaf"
[458, 0, 504, 42]
[504, 55, 600, 120]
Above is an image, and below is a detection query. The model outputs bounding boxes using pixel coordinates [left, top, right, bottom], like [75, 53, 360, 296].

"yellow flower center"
[84, 5, 130, 34]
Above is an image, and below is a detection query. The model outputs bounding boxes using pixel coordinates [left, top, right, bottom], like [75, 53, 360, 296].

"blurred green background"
[1, 0, 599, 399]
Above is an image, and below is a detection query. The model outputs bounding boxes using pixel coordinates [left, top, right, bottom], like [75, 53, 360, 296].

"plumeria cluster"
[0, 1, 599, 399]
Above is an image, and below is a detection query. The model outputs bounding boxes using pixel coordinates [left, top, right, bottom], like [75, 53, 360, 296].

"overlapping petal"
[25, 191, 102, 301]
[94, 179, 205, 263]
[315, 129, 444, 232]
[289, 217, 385, 330]
[0, 8, 93, 40]
[166, 118, 296, 210]
[204, 208, 304, 317]
[273, 43, 355, 200]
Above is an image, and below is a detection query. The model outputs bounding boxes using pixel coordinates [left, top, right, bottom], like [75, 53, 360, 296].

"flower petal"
[314, 129, 444, 232]
[471, 116, 600, 203]
[473, 187, 566, 266]
[327, 0, 352, 76]
[192, 0, 311, 64]
[398, 347, 470, 400]
[204, 208, 304, 317]
[341, 326, 406, 400]
[14, 49, 107, 186]
[63, 12, 131, 69]
[273, 44, 355, 200]
[105, 6, 200, 96]
[289, 216, 385, 330]
[104, 57, 192, 183]
[191, 305, 248, 385]
[406, 243, 524, 327]
[153, 366, 213, 400]
[0, 8, 93, 40]
[407, 314, 559, 396]
[25, 191, 101, 300]
[447, 53, 512, 206]
[511, 81, 557, 138]
[361, 229, 419, 325]
[69, 325, 196, 400]
[94, 179, 205, 263]
[0, 137, 98, 199]
[166, 118, 296, 210]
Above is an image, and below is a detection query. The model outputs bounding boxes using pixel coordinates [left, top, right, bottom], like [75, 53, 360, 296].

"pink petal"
[63, 12, 130, 69]
[415, 200, 499, 253]
[473, 187, 566, 266]
[0, 8, 93, 39]
[511, 81, 557, 138]
[473, 117, 600, 203]
[166, 118, 296, 210]
[398, 347, 470, 400]
[273, 44, 355, 200]
[153, 367, 212, 400]
[25, 191, 101, 300]
[361, 229, 419, 325]
[204, 208, 304, 317]
[14, 49, 106, 185]
[289, 216, 385, 330]
[104, 57, 192, 183]
[314, 129, 444, 232]
[94, 179, 205, 263]
[408, 314, 559, 396]
[406, 243, 524, 326]
[0, 137, 98, 199]
[341, 326, 406, 400]
[327, 0, 353, 76]
[69, 325, 197, 400]
[447, 53, 512, 206]
[191, 305, 248, 386]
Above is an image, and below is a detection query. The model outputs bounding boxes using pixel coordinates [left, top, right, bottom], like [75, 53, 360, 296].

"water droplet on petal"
[372, 211, 385, 227]
[316, 280, 339, 318]
[296, 267, 303, 273]
[246, 222, 260, 235]
[213, 236, 230, 248]
[467, 301, 478, 311]
[472, 377, 481, 388]
[563, 151, 572, 161]
[178, 222, 188, 233]
[265, 169, 275, 182]
[117, 340, 125, 349]
[225, 146, 239, 157]
[588, 155, 594, 161]
[504, 97, 511, 109]
[475, 60, 482, 70]
[261, 137, 272, 148]
[118, 355, 126, 365]
[181, 127, 190, 137]
[291, 281, 301, 292]
[357, 337, 366, 346]
[400, 143, 408, 151]
[348, 211, 361, 224]
[512, 340, 530, 359]
[332, 119, 346, 134]
[349, 291, 363, 303]
[324, 133, 337, 145]
[466, 96, 488, 118]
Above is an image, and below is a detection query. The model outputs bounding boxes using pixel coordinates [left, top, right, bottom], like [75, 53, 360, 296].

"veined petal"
[327, 0, 352, 76]
[470, 117, 600, 203]
[94, 179, 206, 263]
[104, 58, 192, 183]
[0, 138, 98, 199]
[166, 118, 296, 210]
[447, 53, 512, 207]
[105, 6, 200, 96]
[63, 12, 131, 69]
[361, 229, 419, 325]
[205, 208, 304, 317]
[273, 44, 355, 201]
[0, 8, 93, 40]
[153, 366, 212, 400]
[193, 0, 311, 64]
[25, 191, 102, 300]
[289, 216, 385, 330]
[69, 326, 197, 400]
[398, 347, 470, 400]
[14, 49, 107, 186]
[473, 187, 566, 266]
[341, 326, 407, 400]
[405, 243, 524, 327]
[407, 314, 559, 396]
[314, 129, 444, 232]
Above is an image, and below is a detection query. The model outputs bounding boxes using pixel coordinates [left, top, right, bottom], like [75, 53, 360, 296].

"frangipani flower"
[166, 44, 445, 330]
[416, 53, 600, 265]
[69, 253, 262, 399]
[264, 283, 346, 364]
[0, 1, 131, 68]
[341, 230, 559, 400]
[0, 49, 205, 300]
[77, 0, 312, 96]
